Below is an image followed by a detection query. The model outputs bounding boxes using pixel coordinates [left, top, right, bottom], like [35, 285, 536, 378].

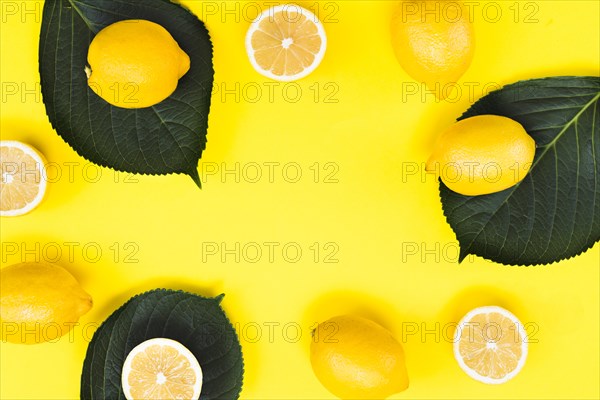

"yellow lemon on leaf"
[87, 19, 190, 108]
[426, 115, 536, 196]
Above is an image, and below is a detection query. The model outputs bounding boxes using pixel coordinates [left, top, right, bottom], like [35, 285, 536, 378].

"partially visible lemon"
[310, 315, 409, 399]
[121, 338, 203, 400]
[391, 0, 474, 99]
[426, 115, 536, 196]
[246, 5, 327, 81]
[0, 262, 93, 344]
[87, 19, 190, 108]
[454, 306, 528, 384]
[0, 141, 47, 217]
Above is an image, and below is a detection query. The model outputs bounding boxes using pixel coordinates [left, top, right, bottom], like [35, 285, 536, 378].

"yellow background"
[1, 0, 599, 398]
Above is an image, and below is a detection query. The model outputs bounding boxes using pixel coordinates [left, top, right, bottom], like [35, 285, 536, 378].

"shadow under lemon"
[301, 290, 401, 343]
[438, 285, 526, 328]
[90, 278, 224, 327]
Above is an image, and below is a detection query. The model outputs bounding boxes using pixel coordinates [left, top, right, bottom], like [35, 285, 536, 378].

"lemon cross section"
[246, 5, 327, 82]
[454, 306, 528, 384]
[121, 338, 203, 400]
[0, 141, 47, 217]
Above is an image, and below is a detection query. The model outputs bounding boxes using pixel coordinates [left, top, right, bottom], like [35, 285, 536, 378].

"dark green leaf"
[81, 289, 244, 400]
[39, 0, 214, 186]
[440, 76, 600, 266]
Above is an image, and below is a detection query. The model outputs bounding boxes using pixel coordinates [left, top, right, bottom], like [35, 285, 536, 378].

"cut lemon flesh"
[122, 338, 203, 400]
[454, 306, 528, 384]
[246, 5, 327, 81]
[0, 141, 47, 217]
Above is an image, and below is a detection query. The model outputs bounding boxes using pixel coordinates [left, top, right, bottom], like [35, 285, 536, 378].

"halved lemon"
[121, 338, 203, 400]
[454, 306, 528, 384]
[245, 4, 327, 81]
[0, 141, 47, 217]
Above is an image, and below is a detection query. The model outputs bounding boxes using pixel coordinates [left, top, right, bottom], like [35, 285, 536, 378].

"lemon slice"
[454, 306, 528, 384]
[0, 141, 47, 217]
[245, 4, 327, 81]
[121, 338, 203, 400]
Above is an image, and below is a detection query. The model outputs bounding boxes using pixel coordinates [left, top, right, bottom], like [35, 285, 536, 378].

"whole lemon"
[426, 115, 536, 196]
[310, 315, 409, 399]
[391, 1, 474, 99]
[87, 19, 190, 108]
[0, 262, 93, 344]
